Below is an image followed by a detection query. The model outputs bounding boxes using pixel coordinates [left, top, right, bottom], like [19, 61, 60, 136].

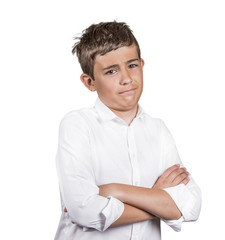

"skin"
[65, 165, 189, 226]
[80, 44, 144, 125]
[66, 44, 190, 227]
[100, 164, 189, 226]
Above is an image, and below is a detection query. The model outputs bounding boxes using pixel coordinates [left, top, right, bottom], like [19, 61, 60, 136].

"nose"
[120, 69, 132, 85]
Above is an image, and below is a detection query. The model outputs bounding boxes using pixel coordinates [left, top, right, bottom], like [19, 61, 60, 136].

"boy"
[54, 21, 201, 240]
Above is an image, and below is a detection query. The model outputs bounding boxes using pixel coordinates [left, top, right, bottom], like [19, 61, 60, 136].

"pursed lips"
[119, 88, 137, 95]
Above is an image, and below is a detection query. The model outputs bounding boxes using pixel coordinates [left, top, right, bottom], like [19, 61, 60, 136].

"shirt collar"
[94, 97, 146, 122]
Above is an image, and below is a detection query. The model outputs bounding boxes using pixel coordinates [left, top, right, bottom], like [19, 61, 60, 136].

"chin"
[123, 95, 141, 105]
[122, 100, 139, 110]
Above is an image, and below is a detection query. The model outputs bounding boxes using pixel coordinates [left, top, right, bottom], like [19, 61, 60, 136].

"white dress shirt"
[54, 98, 201, 240]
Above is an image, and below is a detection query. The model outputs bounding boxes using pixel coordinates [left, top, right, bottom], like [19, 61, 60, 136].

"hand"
[153, 164, 189, 190]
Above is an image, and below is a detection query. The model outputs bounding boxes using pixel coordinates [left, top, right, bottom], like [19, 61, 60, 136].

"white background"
[0, 0, 224, 239]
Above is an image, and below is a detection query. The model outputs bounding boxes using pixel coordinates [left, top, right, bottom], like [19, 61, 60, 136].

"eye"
[128, 64, 138, 69]
[105, 69, 117, 75]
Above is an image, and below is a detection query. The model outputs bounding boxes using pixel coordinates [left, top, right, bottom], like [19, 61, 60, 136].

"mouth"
[119, 88, 137, 95]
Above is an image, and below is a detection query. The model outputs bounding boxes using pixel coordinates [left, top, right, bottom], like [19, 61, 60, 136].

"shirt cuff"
[162, 184, 197, 231]
[163, 216, 184, 232]
[101, 196, 124, 231]
[164, 184, 196, 221]
[82, 196, 124, 232]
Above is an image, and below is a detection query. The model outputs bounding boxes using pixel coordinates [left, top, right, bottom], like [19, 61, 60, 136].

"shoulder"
[142, 113, 164, 132]
[141, 113, 174, 141]
[59, 107, 96, 134]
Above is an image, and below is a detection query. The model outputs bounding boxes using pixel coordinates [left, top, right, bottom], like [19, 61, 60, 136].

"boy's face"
[91, 44, 144, 113]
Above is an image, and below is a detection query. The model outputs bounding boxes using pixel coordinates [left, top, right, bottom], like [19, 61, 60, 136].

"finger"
[167, 167, 187, 182]
[161, 164, 180, 179]
[172, 171, 189, 185]
[182, 176, 190, 185]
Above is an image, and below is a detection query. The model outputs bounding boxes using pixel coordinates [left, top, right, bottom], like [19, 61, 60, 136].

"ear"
[80, 73, 96, 92]
[141, 58, 145, 68]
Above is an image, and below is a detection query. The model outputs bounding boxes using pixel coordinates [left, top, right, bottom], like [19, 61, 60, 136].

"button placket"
[127, 126, 140, 186]
[127, 125, 141, 239]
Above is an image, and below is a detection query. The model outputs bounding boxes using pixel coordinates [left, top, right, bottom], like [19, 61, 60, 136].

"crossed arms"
[99, 164, 189, 227]
[65, 164, 189, 227]
[58, 114, 201, 232]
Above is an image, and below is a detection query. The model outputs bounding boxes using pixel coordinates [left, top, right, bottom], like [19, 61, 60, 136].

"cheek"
[131, 69, 143, 80]
[99, 81, 117, 94]
[137, 71, 144, 84]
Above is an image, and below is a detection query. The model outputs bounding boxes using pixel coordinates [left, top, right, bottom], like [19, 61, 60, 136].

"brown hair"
[72, 21, 141, 79]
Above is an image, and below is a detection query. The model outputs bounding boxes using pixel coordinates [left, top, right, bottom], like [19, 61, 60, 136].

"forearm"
[100, 183, 182, 220]
[111, 203, 156, 227]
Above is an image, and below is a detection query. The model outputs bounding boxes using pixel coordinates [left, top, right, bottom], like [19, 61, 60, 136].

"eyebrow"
[102, 64, 119, 71]
[127, 58, 139, 64]
[102, 58, 140, 71]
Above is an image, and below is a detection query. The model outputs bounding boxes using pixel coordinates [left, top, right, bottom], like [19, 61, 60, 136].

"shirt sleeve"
[160, 120, 202, 232]
[55, 112, 124, 232]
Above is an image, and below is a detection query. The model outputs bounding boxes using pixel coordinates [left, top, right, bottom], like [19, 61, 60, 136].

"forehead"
[94, 45, 139, 69]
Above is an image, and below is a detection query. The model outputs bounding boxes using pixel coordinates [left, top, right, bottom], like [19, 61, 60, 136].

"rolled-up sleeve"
[163, 178, 201, 231]
[56, 112, 124, 232]
[160, 120, 202, 231]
